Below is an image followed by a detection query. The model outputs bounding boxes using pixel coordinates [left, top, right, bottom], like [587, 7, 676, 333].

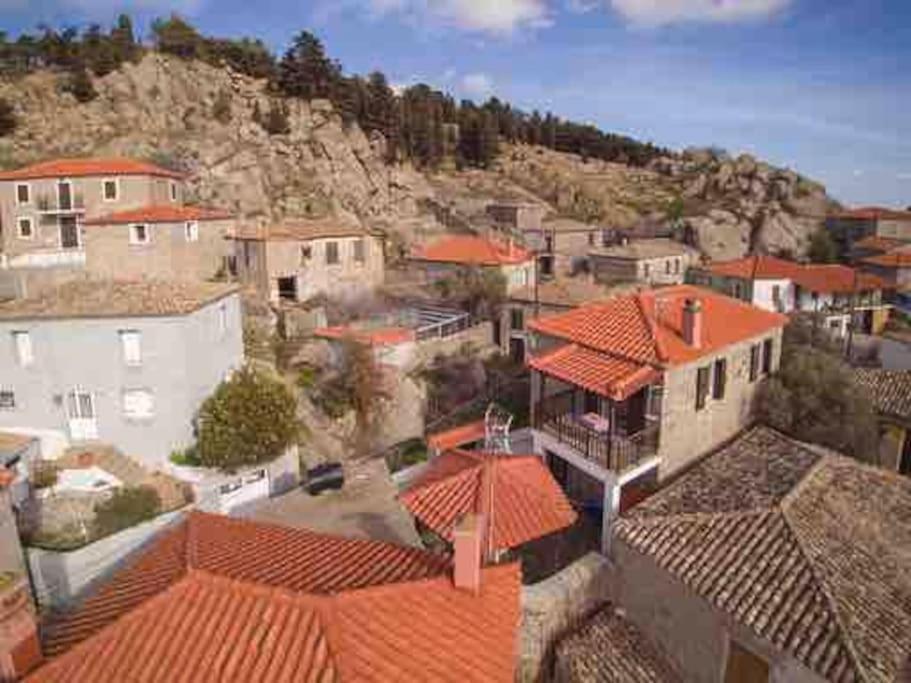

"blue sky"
[4, 0, 910, 207]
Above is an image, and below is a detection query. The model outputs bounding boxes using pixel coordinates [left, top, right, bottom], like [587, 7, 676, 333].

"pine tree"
[111, 14, 138, 63]
[64, 67, 97, 103]
[0, 98, 16, 137]
[276, 31, 339, 100]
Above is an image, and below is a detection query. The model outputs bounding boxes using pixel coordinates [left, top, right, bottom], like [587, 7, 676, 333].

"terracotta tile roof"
[34, 512, 520, 682]
[853, 368, 911, 421]
[230, 218, 370, 241]
[314, 326, 415, 346]
[853, 235, 908, 253]
[616, 426, 911, 683]
[427, 420, 487, 451]
[704, 255, 889, 292]
[84, 204, 233, 225]
[412, 235, 533, 266]
[528, 285, 787, 368]
[861, 251, 911, 268]
[0, 279, 238, 320]
[834, 206, 911, 221]
[555, 604, 683, 682]
[400, 450, 577, 552]
[0, 158, 184, 181]
[528, 344, 660, 401]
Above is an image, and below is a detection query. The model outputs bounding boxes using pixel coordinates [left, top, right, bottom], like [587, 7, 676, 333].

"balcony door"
[59, 216, 80, 249]
[66, 389, 98, 441]
[58, 180, 73, 211]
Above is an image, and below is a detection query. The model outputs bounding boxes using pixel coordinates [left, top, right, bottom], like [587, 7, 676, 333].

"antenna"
[484, 403, 513, 453]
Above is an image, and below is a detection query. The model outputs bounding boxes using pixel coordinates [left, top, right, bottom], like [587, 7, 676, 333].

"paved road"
[851, 334, 911, 370]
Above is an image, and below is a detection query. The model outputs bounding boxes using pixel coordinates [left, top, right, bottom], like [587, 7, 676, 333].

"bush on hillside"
[94, 486, 161, 537]
[63, 67, 97, 103]
[0, 98, 17, 137]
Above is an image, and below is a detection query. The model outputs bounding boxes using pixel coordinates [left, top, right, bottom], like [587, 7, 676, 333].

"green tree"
[807, 228, 839, 264]
[64, 67, 97, 103]
[212, 88, 232, 124]
[276, 31, 339, 100]
[94, 486, 161, 537]
[0, 98, 16, 137]
[196, 366, 298, 471]
[152, 14, 204, 60]
[110, 14, 139, 64]
[259, 99, 290, 135]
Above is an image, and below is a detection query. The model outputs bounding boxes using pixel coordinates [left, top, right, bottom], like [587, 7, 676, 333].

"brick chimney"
[0, 579, 41, 681]
[682, 298, 703, 348]
[453, 513, 485, 595]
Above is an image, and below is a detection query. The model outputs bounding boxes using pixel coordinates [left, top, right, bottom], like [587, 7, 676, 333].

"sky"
[3, 0, 911, 207]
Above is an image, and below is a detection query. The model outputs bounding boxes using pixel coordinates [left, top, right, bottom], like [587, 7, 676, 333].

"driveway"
[240, 457, 423, 548]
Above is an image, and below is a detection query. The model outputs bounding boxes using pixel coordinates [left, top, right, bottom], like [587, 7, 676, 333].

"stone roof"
[590, 238, 694, 261]
[0, 280, 238, 321]
[853, 368, 911, 421]
[555, 605, 683, 682]
[33, 512, 521, 682]
[616, 426, 911, 683]
[230, 217, 370, 242]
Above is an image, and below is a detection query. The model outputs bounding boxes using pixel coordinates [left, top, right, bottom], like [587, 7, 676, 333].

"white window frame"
[129, 223, 151, 245]
[12, 331, 33, 367]
[15, 182, 31, 206]
[16, 216, 34, 240]
[122, 389, 155, 420]
[119, 330, 142, 366]
[0, 389, 15, 410]
[169, 181, 178, 202]
[184, 221, 199, 243]
[101, 177, 120, 202]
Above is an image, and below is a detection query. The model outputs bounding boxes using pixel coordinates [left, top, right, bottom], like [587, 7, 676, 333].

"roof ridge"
[619, 507, 775, 531]
[635, 291, 669, 363]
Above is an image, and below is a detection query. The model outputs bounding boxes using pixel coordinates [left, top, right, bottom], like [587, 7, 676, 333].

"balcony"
[535, 389, 660, 473]
[36, 193, 86, 215]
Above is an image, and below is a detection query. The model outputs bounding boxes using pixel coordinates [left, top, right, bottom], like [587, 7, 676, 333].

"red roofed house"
[10, 511, 521, 682]
[0, 157, 236, 286]
[826, 205, 911, 254]
[689, 254, 891, 336]
[410, 234, 536, 296]
[860, 248, 911, 290]
[525, 285, 787, 551]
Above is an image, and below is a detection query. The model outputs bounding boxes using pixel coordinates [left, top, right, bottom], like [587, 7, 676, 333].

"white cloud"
[609, 0, 791, 26]
[461, 72, 494, 99]
[365, 0, 551, 35]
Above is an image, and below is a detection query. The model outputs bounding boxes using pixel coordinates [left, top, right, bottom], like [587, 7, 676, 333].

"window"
[300, 245, 312, 264]
[277, 277, 297, 301]
[674, 259, 680, 274]
[119, 330, 142, 366]
[749, 344, 761, 382]
[588, 232, 595, 246]
[129, 224, 150, 245]
[510, 308, 525, 331]
[326, 241, 340, 265]
[643, 263, 651, 278]
[184, 221, 199, 242]
[353, 238, 366, 263]
[724, 641, 769, 683]
[712, 358, 727, 400]
[762, 338, 773, 375]
[696, 365, 711, 411]
[0, 390, 14, 410]
[169, 181, 178, 202]
[102, 178, 119, 202]
[17, 216, 33, 239]
[123, 390, 154, 420]
[544, 235, 554, 252]
[665, 260, 671, 274]
[15, 183, 30, 205]
[12, 331, 32, 367]
[733, 282, 744, 299]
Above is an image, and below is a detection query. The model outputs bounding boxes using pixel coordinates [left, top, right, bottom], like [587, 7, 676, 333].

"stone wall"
[414, 321, 496, 366]
[519, 552, 611, 682]
[0, 488, 25, 577]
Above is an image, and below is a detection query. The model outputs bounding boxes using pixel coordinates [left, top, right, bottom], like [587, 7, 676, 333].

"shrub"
[30, 462, 58, 490]
[212, 89, 232, 124]
[807, 228, 838, 264]
[261, 99, 290, 135]
[63, 67, 98, 103]
[196, 365, 298, 471]
[169, 445, 201, 467]
[0, 99, 17, 137]
[94, 486, 161, 537]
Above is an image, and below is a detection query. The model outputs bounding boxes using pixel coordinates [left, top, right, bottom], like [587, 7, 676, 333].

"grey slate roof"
[556, 605, 682, 682]
[853, 368, 911, 421]
[616, 426, 911, 683]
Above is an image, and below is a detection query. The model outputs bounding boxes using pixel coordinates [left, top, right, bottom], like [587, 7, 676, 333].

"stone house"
[520, 217, 602, 279]
[826, 206, 911, 254]
[853, 368, 911, 477]
[0, 280, 243, 468]
[596, 426, 911, 683]
[229, 218, 384, 304]
[589, 238, 699, 286]
[486, 200, 547, 234]
[409, 234, 536, 296]
[525, 285, 787, 550]
[859, 249, 911, 290]
[689, 254, 891, 337]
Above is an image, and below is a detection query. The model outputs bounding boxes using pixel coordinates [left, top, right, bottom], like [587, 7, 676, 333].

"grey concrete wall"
[0, 294, 243, 468]
[414, 321, 495, 365]
[591, 253, 692, 286]
[26, 507, 186, 609]
[519, 552, 612, 682]
[658, 327, 783, 478]
[0, 488, 25, 577]
[612, 539, 828, 683]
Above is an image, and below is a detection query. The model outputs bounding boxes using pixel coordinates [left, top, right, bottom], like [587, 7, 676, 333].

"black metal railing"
[535, 390, 659, 472]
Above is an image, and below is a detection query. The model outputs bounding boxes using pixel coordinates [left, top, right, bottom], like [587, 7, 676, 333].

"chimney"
[453, 513, 485, 595]
[0, 579, 42, 681]
[682, 298, 703, 348]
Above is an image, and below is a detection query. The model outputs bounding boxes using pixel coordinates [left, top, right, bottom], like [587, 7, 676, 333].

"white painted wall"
[752, 279, 795, 313]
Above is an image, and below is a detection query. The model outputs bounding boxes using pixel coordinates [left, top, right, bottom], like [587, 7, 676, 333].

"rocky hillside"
[0, 54, 837, 260]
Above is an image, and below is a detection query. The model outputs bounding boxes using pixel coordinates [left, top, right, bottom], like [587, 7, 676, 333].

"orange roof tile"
[400, 450, 577, 551]
[427, 420, 487, 451]
[834, 206, 911, 221]
[703, 255, 888, 293]
[852, 235, 908, 253]
[314, 326, 416, 346]
[0, 158, 184, 181]
[84, 204, 233, 225]
[529, 285, 787, 368]
[861, 251, 911, 268]
[528, 344, 661, 401]
[32, 513, 520, 683]
[412, 235, 533, 266]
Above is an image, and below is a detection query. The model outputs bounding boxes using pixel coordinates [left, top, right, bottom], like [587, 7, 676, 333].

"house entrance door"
[60, 216, 80, 249]
[67, 389, 98, 441]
